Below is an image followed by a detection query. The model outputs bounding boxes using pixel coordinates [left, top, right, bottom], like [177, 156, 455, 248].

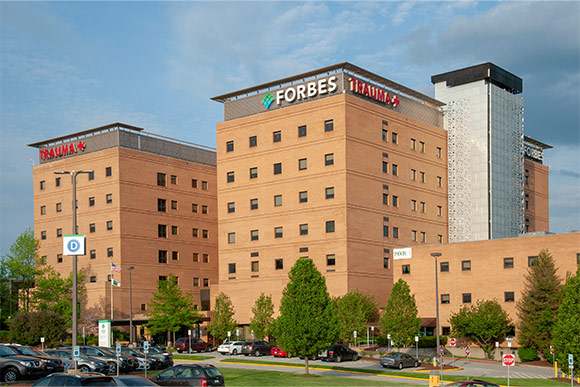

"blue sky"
[1, 1, 579, 255]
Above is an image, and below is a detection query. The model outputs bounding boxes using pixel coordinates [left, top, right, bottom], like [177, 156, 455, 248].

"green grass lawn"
[172, 354, 214, 360]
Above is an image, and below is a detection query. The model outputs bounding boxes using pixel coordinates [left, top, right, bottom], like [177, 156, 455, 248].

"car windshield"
[99, 348, 115, 355]
[14, 346, 38, 356]
[0, 346, 18, 356]
[204, 367, 223, 378]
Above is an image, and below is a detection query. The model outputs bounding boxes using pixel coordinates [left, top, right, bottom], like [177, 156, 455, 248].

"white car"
[218, 341, 244, 355]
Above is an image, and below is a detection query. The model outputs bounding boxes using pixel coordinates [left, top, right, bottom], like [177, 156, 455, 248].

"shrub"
[543, 347, 554, 362]
[418, 335, 448, 348]
[518, 347, 539, 362]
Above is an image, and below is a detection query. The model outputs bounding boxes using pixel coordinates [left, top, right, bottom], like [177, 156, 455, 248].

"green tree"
[0, 229, 40, 315]
[208, 292, 237, 340]
[334, 290, 378, 344]
[379, 279, 421, 349]
[146, 274, 202, 346]
[249, 293, 274, 340]
[8, 310, 68, 346]
[450, 299, 512, 358]
[552, 265, 580, 366]
[517, 249, 562, 356]
[277, 258, 338, 374]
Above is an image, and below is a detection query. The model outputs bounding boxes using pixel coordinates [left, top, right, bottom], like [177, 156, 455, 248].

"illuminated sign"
[40, 141, 86, 161]
[275, 76, 338, 106]
[348, 77, 400, 107]
[524, 144, 543, 162]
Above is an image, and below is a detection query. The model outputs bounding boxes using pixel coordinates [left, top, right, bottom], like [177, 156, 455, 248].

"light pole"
[431, 252, 442, 373]
[55, 170, 93, 357]
[127, 266, 135, 345]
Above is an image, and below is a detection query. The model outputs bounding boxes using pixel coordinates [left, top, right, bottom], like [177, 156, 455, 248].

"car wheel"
[382, 364, 388, 368]
[177, 350, 182, 354]
[3, 368, 19, 383]
[255, 350, 261, 357]
[232, 349, 237, 355]
[336, 355, 342, 363]
[244, 353, 249, 356]
[80, 365, 91, 373]
[398, 362, 403, 370]
[206, 346, 212, 352]
[108, 363, 117, 374]
[353, 354, 359, 361]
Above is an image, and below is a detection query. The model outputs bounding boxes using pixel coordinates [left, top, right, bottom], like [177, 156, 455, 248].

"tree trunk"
[304, 356, 309, 375]
[167, 330, 171, 347]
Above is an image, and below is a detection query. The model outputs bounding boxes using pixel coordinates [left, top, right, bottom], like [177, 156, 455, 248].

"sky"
[1, 1, 579, 256]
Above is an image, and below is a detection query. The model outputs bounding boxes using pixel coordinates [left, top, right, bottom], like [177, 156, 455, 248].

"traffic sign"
[116, 343, 121, 357]
[143, 341, 149, 354]
[550, 346, 554, 355]
[439, 345, 445, 355]
[450, 338, 456, 347]
[465, 346, 471, 356]
[503, 354, 516, 366]
[73, 346, 80, 361]
[63, 235, 86, 256]
[354, 330, 357, 338]
[569, 354, 574, 365]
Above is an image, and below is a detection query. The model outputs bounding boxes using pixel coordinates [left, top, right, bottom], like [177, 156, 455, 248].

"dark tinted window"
[82, 378, 116, 386]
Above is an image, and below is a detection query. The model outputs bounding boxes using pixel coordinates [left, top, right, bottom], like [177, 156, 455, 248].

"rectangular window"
[325, 119, 334, 132]
[157, 173, 166, 186]
[402, 264, 410, 274]
[192, 203, 198, 213]
[141, 304, 146, 311]
[202, 205, 208, 214]
[411, 230, 417, 241]
[411, 200, 417, 211]
[275, 259, 283, 270]
[441, 294, 450, 304]
[273, 131, 281, 143]
[300, 224, 308, 236]
[275, 227, 283, 238]
[411, 169, 416, 181]
[393, 227, 399, 239]
[106, 167, 112, 177]
[438, 234, 443, 244]
[462, 260, 471, 271]
[56, 203, 62, 213]
[249, 136, 257, 147]
[274, 195, 283, 207]
[56, 228, 62, 237]
[192, 228, 199, 238]
[106, 194, 112, 204]
[89, 223, 96, 233]
[228, 232, 235, 244]
[326, 254, 336, 266]
[90, 250, 96, 259]
[420, 172, 425, 183]
[41, 231, 46, 240]
[227, 202, 235, 213]
[90, 276, 96, 283]
[392, 164, 398, 176]
[107, 248, 113, 257]
[228, 263, 236, 274]
[250, 198, 258, 210]
[437, 147, 442, 158]
[440, 262, 449, 272]
[437, 176, 442, 187]
[158, 224, 167, 238]
[55, 177, 61, 187]
[250, 167, 258, 179]
[251, 229, 259, 241]
[420, 202, 425, 213]
[420, 231, 426, 243]
[505, 292, 515, 302]
[171, 200, 177, 210]
[202, 181, 208, 190]
[158, 199, 166, 212]
[88, 171, 94, 180]
[40, 180, 46, 190]
[40, 205, 46, 215]
[203, 254, 209, 263]
[158, 250, 167, 264]
[172, 251, 179, 261]
[419, 141, 425, 153]
[382, 129, 388, 141]
[392, 195, 399, 207]
[383, 257, 390, 269]
[226, 141, 234, 152]
[192, 179, 198, 188]
[383, 193, 389, 205]
[227, 171, 235, 183]
[325, 153, 334, 166]
[193, 253, 199, 262]
[411, 138, 416, 150]
[383, 225, 389, 237]
[298, 125, 307, 137]
[528, 256, 538, 267]
[463, 293, 472, 303]
[392, 132, 398, 144]
[251, 261, 259, 272]
[504, 257, 514, 269]
[107, 221, 113, 231]
[170, 175, 177, 184]
[326, 187, 335, 199]
[203, 278, 209, 287]
[274, 163, 282, 175]
[193, 278, 199, 287]
[437, 205, 442, 216]
[326, 220, 335, 233]
[57, 254, 63, 263]
[299, 191, 308, 203]
[299, 158, 307, 170]
[171, 226, 178, 235]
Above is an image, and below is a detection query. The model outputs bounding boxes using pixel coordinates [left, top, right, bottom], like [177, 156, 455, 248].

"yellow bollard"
[555, 361, 558, 378]
[433, 357, 437, 367]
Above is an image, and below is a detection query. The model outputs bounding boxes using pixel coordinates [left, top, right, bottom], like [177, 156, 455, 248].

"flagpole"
[110, 259, 113, 347]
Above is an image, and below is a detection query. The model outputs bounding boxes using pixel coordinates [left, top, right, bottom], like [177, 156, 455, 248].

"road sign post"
[415, 336, 419, 360]
[465, 346, 471, 380]
[73, 346, 80, 374]
[449, 338, 456, 364]
[569, 354, 574, 387]
[143, 341, 149, 378]
[188, 329, 192, 354]
[354, 330, 357, 346]
[503, 354, 516, 387]
[115, 343, 121, 376]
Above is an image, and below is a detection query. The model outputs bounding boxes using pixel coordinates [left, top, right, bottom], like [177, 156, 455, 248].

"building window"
[41, 230, 46, 240]
[382, 161, 388, 173]
[504, 257, 514, 269]
[438, 234, 443, 244]
[106, 167, 112, 177]
[440, 262, 449, 272]
[55, 177, 61, 187]
[250, 198, 258, 210]
[202, 181, 208, 190]
[275, 259, 283, 270]
[172, 251, 179, 261]
[192, 203, 198, 213]
[326, 220, 335, 233]
[57, 254, 63, 263]
[251, 261, 259, 272]
[383, 257, 390, 269]
[437, 147, 442, 158]
[228, 263, 236, 274]
[158, 199, 166, 212]
[40, 205, 46, 215]
[107, 221, 113, 231]
[250, 252, 259, 257]
[107, 248, 113, 257]
[383, 193, 389, 205]
[298, 125, 307, 137]
[275, 227, 283, 238]
[441, 294, 450, 304]
[437, 176, 442, 187]
[463, 293, 472, 303]
[411, 169, 416, 181]
[192, 228, 199, 238]
[40, 180, 46, 190]
[140, 303, 146, 311]
[193, 278, 199, 287]
[325, 153, 334, 166]
[90, 276, 96, 283]
[420, 232, 426, 243]
[325, 119, 334, 132]
[228, 232, 236, 244]
[274, 163, 282, 175]
[250, 167, 258, 179]
[170, 175, 177, 184]
[227, 171, 235, 183]
[392, 132, 398, 144]
[420, 202, 425, 213]
[437, 205, 442, 216]
[158, 250, 167, 264]
[393, 227, 399, 239]
[56, 228, 62, 238]
[326, 254, 336, 266]
[505, 292, 515, 302]
[419, 141, 425, 153]
[273, 131, 281, 143]
[274, 195, 282, 207]
[157, 173, 166, 186]
[56, 202, 62, 213]
[410, 138, 416, 150]
[158, 224, 167, 238]
[193, 253, 199, 262]
[383, 225, 389, 237]
[227, 202, 235, 213]
[420, 172, 425, 183]
[300, 224, 308, 236]
[203, 278, 209, 287]
[192, 179, 198, 188]
[172, 226, 178, 235]
[577, 253, 580, 265]
[226, 141, 234, 152]
[299, 158, 307, 170]
[167, 200, 176, 211]
[202, 254, 208, 263]
[382, 129, 388, 141]
[392, 164, 398, 176]
[392, 195, 398, 207]
[326, 187, 335, 199]
[528, 256, 538, 267]
[462, 260, 471, 271]
[90, 250, 96, 259]
[402, 264, 410, 274]
[249, 135, 257, 147]
[299, 191, 308, 203]
[250, 229, 259, 241]
[411, 200, 417, 211]
[89, 223, 96, 233]
[411, 230, 417, 241]
[88, 171, 94, 180]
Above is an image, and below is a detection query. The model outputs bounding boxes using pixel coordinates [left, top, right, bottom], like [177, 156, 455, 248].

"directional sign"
[503, 354, 516, 366]
[449, 338, 456, 347]
[63, 235, 86, 256]
[465, 346, 471, 356]
[143, 341, 149, 354]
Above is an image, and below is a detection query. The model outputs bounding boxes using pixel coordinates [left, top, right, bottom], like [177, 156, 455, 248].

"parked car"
[0, 345, 45, 382]
[271, 346, 291, 358]
[98, 346, 139, 372]
[32, 372, 116, 386]
[444, 381, 500, 387]
[174, 338, 213, 353]
[217, 340, 244, 355]
[320, 344, 359, 363]
[58, 345, 123, 374]
[380, 352, 419, 369]
[113, 375, 160, 386]
[150, 364, 224, 386]
[120, 347, 160, 370]
[4, 345, 64, 374]
[242, 340, 272, 357]
[44, 349, 109, 374]
[136, 346, 173, 368]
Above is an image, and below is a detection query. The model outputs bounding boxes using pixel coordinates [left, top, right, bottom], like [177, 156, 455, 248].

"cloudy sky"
[1, 1, 579, 255]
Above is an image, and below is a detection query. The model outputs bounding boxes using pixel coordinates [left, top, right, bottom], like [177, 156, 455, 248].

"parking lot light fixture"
[431, 252, 442, 371]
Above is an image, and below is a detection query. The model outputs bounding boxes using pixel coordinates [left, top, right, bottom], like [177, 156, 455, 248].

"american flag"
[111, 263, 121, 273]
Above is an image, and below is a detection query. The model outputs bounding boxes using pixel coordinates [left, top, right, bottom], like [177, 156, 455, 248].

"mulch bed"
[550, 377, 576, 383]
[523, 360, 552, 367]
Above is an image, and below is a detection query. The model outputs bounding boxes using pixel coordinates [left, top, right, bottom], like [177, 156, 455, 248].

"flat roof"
[212, 62, 445, 107]
[431, 62, 522, 94]
[28, 122, 143, 148]
[524, 136, 553, 149]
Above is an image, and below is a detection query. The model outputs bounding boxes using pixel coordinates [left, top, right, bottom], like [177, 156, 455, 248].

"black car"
[241, 340, 272, 357]
[151, 364, 224, 386]
[380, 352, 419, 369]
[0, 345, 45, 382]
[113, 375, 160, 386]
[44, 349, 109, 374]
[32, 372, 116, 386]
[58, 345, 123, 374]
[320, 344, 359, 363]
[136, 346, 173, 368]
[120, 347, 161, 370]
[5, 345, 64, 374]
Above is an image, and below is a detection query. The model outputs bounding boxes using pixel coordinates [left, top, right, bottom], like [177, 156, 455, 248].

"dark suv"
[241, 340, 272, 357]
[320, 344, 359, 363]
[5, 345, 64, 374]
[0, 345, 45, 382]
[174, 338, 213, 353]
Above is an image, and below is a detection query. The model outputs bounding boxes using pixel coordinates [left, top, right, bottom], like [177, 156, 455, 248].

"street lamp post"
[55, 170, 93, 361]
[431, 252, 442, 373]
[127, 266, 135, 345]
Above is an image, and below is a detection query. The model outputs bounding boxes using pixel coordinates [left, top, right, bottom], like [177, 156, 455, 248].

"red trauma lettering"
[356, 80, 363, 94]
[377, 89, 384, 102]
[369, 85, 376, 99]
[39, 150, 44, 161]
[385, 92, 391, 104]
[44, 150, 49, 159]
[348, 77, 356, 92]
[69, 144, 75, 153]
[49, 148, 55, 158]
[392, 95, 400, 107]
[55, 146, 62, 157]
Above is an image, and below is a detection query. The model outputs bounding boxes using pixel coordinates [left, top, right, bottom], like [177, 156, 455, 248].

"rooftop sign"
[39, 141, 86, 161]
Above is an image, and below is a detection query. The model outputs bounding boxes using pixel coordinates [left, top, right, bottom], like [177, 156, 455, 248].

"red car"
[271, 346, 291, 358]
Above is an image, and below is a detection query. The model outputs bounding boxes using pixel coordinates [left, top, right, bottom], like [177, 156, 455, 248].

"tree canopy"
[208, 292, 237, 340]
[249, 293, 274, 341]
[552, 265, 580, 366]
[277, 258, 338, 374]
[8, 310, 68, 346]
[334, 290, 378, 344]
[378, 279, 421, 348]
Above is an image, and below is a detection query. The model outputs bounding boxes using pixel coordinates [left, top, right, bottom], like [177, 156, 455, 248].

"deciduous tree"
[208, 292, 237, 341]
[277, 258, 338, 374]
[552, 265, 580, 366]
[8, 310, 67, 346]
[249, 293, 274, 340]
[334, 290, 378, 344]
[379, 279, 421, 349]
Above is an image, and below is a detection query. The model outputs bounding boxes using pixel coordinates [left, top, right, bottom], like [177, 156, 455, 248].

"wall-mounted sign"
[272, 76, 338, 107]
[40, 141, 86, 161]
[348, 77, 400, 107]
[393, 248, 412, 260]
[524, 143, 543, 162]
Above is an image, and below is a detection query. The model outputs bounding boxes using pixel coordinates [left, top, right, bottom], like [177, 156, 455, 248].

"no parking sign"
[63, 235, 86, 256]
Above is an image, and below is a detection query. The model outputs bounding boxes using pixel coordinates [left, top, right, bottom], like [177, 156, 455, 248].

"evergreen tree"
[146, 274, 202, 346]
[277, 258, 338, 374]
[379, 279, 421, 348]
[208, 292, 237, 341]
[552, 265, 580, 366]
[249, 293, 274, 340]
[8, 310, 68, 346]
[517, 249, 562, 355]
[334, 290, 378, 344]
[450, 299, 512, 358]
